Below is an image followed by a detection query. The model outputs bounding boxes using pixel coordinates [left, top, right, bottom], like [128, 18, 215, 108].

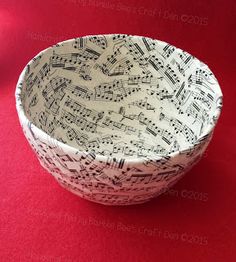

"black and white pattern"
[15, 34, 223, 205]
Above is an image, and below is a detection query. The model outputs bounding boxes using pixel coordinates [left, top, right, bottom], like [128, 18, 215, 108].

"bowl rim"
[15, 33, 223, 163]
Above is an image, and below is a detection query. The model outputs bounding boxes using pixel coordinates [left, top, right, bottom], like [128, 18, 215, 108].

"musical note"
[47, 117, 57, 134]
[149, 55, 165, 71]
[61, 110, 76, 124]
[75, 133, 88, 147]
[112, 142, 126, 155]
[164, 64, 180, 85]
[84, 121, 97, 133]
[29, 94, 38, 108]
[33, 76, 41, 87]
[169, 118, 183, 134]
[176, 51, 194, 76]
[50, 53, 81, 67]
[74, 116, 87, 129]
[94, 79, 141, 102]
[127, 75, 140, 85]
[84, 152, 96, 165]
[71, 85, 93, 99]
[123, 145, 136, 156]
[105, 157, 126, 170]
[110, 59, 133, 76]
[174, 82, 189, 102]
[146, 84, 172, 101]
[38, 63, 50, 80]
[128, 173, 153, 185]
[188, 68, 216, 90]
[44, 96, 55, 110]
[66, 127, 76, 141]
[87, 139, 100, 149]
[161, 130, 174, 145]
[101, 135, 114, 145]
[78, 64, 92, 80]
[125, 41, 145, 61]
[79, 48, 101, 61]
[25, 73, 36, 96]
[64, 96, 81, 112]
[38, 111, 48, 127]
[112, 34, 127, 41]
[186, 101, 209, 124]
[192, 88, 214, 110]
[102, 54, 118, 74]
[91, 111, 104, 123]
[50, 99, 61, 114]
[88, 35, 108, 49]
[73, 37, 87, 49]
[32, 54, 42, 68]
[142, 37, 156, 51]
[129, 97, 155, 111]
[161, 44, 175, 59]
[42, 77, 70, 97]
[159, 111, 198, 143]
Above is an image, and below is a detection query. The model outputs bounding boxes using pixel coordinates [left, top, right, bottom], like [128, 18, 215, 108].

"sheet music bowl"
[15, 34, 223, 205]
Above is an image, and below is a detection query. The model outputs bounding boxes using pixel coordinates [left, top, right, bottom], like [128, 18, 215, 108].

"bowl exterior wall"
[20, 119, 211, 205]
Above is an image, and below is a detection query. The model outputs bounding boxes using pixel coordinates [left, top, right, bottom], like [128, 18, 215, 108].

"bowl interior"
[20, 34, 222, 159]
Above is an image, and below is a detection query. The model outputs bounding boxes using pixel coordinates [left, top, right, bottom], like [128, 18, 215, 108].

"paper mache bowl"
[15, 34, 223, 205]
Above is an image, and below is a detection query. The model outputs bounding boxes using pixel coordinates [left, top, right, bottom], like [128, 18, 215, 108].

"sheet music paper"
[15, 34, 222, 205]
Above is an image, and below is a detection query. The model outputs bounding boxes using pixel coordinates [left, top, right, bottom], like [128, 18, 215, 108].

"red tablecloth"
[1, 0, 235, 261]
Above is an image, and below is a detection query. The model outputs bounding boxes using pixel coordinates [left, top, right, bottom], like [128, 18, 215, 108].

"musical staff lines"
[18, 34, 222, 205]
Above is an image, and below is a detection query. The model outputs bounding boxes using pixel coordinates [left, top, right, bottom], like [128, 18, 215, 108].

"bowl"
[15, 34, 223, 205]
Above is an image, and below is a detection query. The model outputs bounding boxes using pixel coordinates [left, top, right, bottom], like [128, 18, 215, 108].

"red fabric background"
[0, 0, 236, 261]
